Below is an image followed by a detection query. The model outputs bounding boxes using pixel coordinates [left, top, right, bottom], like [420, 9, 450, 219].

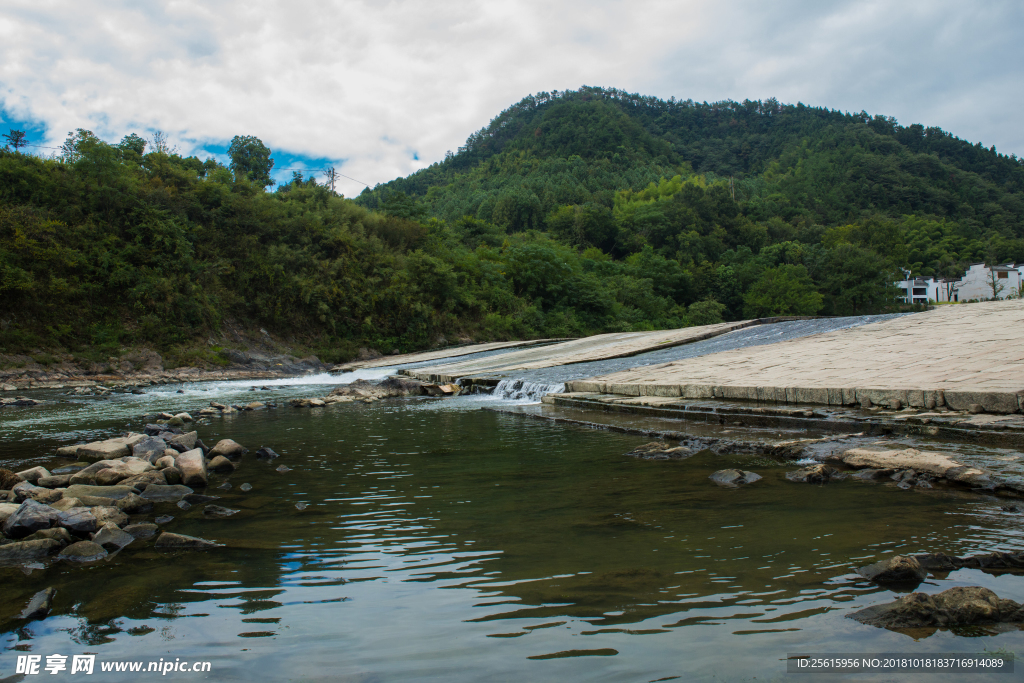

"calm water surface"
[1, 376, 1023, 682]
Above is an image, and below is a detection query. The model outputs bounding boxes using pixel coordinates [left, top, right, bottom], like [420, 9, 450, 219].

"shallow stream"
[1, 317, 1023, 681]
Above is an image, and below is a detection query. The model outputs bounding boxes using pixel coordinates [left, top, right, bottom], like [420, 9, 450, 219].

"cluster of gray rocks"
[847, 552, 1024, 632]
[0, 416, 254, 575]
[626, 440, 1023, 498]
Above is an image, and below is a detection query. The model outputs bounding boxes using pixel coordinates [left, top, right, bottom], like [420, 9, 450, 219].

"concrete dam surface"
[385, 300, 1024, 414]
[568, 299, 1024, 414]
[400, 316, 828, 384]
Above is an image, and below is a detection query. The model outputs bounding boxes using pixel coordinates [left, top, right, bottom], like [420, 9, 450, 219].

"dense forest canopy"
[1, 86, 1022, 365]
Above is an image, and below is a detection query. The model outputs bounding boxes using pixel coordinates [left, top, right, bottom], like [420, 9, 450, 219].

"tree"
[228, 135, 275, 188]
[988, 269, 1006, 299]
[743, 264, 823, 318]
[2, 130, 26, 151]
[118, 133, 147, 156]
[322, 165, 338, 193]
[149, 130, 174, 154]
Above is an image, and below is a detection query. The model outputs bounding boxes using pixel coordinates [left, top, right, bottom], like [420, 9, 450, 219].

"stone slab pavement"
[566, 299, 1024, 414]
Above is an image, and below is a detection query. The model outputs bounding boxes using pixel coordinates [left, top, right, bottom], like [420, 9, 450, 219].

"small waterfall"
[491, 378, 565, 402]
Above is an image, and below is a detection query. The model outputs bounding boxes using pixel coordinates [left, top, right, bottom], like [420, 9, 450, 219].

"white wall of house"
[895, 264, 1023, 304]
[956, 264, 1022, 301]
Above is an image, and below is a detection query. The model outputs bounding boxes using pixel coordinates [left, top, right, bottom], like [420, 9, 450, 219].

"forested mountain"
[2, 87, 1022, 366]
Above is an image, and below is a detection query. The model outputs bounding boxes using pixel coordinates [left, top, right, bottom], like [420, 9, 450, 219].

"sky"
[0, 0, 1021, 194]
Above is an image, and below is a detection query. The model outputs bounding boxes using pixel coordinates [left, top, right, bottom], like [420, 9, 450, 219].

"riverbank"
[0, 351, 329, 390]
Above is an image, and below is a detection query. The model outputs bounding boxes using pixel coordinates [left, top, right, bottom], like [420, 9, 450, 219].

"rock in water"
[856, 555, 928, 585]
[19, 587, 56, 619]
[785, 464, 844, 484]
[92, 522, 135, 551]
[58, 541, 108, 563]
[116, 492, 153, 514]
[154, 515, 174, 525]
[132, 436, 168, 463]
[295, 502, 308, 511]
[239, 483, 253, 492]
[848, 586, 1024, 629]
[168, 431, 198, 451]
[203, 505, 239, 518]
[255, 447, 280, 460]
[626, 442, 693, 460]
[92, 507, 129, 528]
[216, 481, 232, 491]
[276, 465, 292, 473]
[708, 469, 762, 487]
[24, 528, 72, 546]
[15, 466, 50, 484]
[139, 484, 193, 503]
[177, 500, 192, 511]
[154, 532, 222, 550]
[175, 449, 208, 488]
[208, 456, 234, 473]
[64, 484, 137, 501]
[58, 508, 99, 535]
[123, 523, 159, 540]
[0, 539, 62, 562]
[2, 500, 61, 538]
[209, 439, 247, 459]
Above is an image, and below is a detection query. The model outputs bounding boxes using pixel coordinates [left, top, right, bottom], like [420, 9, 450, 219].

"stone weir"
[401, 316, 818, 385]
[566, 300, 1024, 415]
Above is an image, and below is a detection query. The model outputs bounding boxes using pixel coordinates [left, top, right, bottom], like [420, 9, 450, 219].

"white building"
[896, 264, 1024, 304]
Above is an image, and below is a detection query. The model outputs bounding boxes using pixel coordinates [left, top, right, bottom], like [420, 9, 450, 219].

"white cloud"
[0, 0, 1020, 194]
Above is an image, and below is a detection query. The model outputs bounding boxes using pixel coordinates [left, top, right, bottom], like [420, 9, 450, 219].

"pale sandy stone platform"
[566, 300, 1024, 413]
[332, 339, 563, 371]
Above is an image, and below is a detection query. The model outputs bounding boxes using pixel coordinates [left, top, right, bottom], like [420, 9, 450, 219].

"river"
[2, 319, 1023, 681]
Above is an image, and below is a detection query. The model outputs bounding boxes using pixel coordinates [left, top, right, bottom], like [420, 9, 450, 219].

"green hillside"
[2, 87, 1022, 366]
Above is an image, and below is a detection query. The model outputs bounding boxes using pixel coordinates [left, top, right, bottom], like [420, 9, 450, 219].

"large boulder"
[120, 470, 167, 491]
[709, 469, 763, 487]
[154, 532, 222, 550]
[208, 456, 234, 473]
[92, 506, 129, 528]
[24, 527, 73, 546]
[2, 500, 61, 538]
[209, 439, 247, 459]
[139, 484, 193, 503]
[63, 484, 137, 501]
[123, 523, 159, 540]
[15, 466, 50, 484]
[36, 474, 73, 488]
[58, 508, 99, 535]
[92, 522, 135, 551]
[0, 502, 21, 524]
[77, 434, 145, 463]
[856, 555, 928, 585]
[167, 431, 198, 451]
[131, 436, 168, 463]
[116, 492, 153, 514]
[68, 461, 117, 486]
[0, 538, 62, 562]
[175, 449, 208, 488]
[58, 540, 108, 563]
[848, 586, 1022, 629]
[828, 448, 965, 479]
